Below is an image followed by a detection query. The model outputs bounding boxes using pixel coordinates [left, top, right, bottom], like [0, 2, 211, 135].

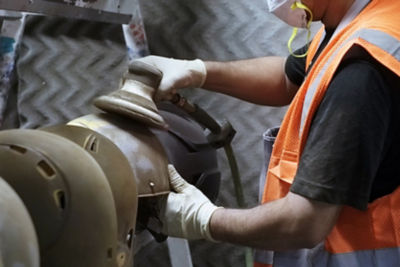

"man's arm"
[161, 165, 342, 250]
[210, 192, 342, 250]
[204, 57, 299, 106]
[135, 55, 299, 106]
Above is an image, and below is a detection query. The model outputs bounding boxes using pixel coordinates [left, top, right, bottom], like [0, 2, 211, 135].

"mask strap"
[287, 2, 313, 58]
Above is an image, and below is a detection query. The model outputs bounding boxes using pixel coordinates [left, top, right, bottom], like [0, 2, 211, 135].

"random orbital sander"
[93, 61, 168, 129]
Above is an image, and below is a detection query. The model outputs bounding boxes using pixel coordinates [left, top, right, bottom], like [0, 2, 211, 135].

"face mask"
[266, 0, 308, 27]
[266, 0, 313, 57]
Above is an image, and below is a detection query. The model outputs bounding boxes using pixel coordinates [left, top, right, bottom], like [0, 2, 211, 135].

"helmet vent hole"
[107, 248, 113, 259]
[126, 229, 134, 248]
[89, 139, 98, 152]
[54, 190, 66, 211]
[9, 145, 27, 154]
[84, 135, 98, 153]
[37, 160, 55, 179]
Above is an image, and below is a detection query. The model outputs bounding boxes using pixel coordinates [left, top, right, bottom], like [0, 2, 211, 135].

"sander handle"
[170, 94, 222, 134]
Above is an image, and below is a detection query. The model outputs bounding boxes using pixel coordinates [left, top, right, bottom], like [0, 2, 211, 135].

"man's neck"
[322, 0, 355, 30]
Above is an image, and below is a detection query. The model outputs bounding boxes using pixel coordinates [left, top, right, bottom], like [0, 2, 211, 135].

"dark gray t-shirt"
[286, 41, 400, 210]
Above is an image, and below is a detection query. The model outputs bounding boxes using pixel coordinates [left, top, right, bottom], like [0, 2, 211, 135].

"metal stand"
[0, 0, 134, 24]
[167, 238, 193, 267]
[0, 12, 26, 126]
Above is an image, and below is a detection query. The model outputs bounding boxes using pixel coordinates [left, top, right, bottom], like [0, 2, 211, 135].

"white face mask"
[266, 0, 313, 57]
[266, 0, 308, 28]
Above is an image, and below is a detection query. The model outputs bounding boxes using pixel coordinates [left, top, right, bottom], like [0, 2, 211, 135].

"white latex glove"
[134, 56, 207, 102]
[160, 165, 221, 241]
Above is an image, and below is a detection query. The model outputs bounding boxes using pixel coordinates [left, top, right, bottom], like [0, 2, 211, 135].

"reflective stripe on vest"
[320, 247, 400, 267]
[254, 249, 273, 267]
[256, 246, 400, 267]
[301, 28, 400, 133]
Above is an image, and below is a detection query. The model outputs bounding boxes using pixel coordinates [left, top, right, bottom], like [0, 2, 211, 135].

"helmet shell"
[0, 177, 40, 267]
[41, 125, 137, 267]
[69, 113, 170, 197]
[0, 129, 118, 267]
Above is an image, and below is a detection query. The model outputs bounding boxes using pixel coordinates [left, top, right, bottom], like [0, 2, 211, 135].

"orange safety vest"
[255, 0, 400, 266]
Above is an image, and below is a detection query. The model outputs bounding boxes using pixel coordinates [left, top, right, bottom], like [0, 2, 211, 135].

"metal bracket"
[167, 238, 193, 267]
[0, 0, 133, 24]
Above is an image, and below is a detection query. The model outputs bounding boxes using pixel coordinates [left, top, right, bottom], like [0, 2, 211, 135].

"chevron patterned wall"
[4, 0, 319, 266]
[15, 16, 128, 129]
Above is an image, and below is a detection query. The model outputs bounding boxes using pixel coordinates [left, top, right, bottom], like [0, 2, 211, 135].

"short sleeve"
[285, 30, 335, 87]
[285, 45, 308, 86]
[290, 59, 392, 210]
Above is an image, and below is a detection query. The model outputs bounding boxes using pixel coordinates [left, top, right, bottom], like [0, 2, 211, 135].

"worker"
[136, 0, 400, 265]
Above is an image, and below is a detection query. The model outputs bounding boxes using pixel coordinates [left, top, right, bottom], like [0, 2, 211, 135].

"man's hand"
[160, 165, 221, 241]
[133, 56, 207, 102]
